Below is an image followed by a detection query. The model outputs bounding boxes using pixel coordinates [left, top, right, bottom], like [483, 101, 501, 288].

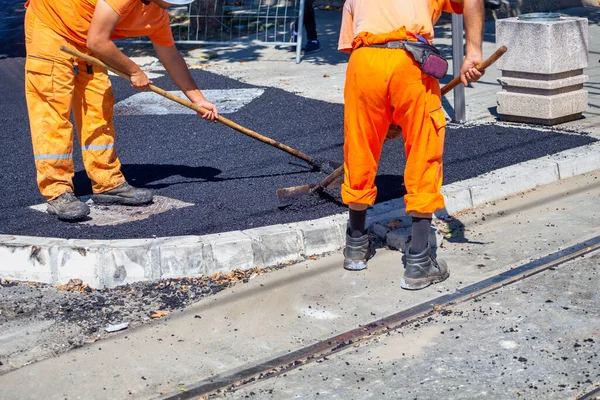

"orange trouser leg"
[24, 9, 124, 200]
[24, 9, 77, 200]
[73, 64, 125, 194]
[341, 48, 393, 206]
[342, 47, 446, 214]
[393, 72, 446, 215]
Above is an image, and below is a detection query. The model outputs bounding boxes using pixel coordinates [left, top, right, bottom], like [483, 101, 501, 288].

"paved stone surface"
[228, 252, 600, 400]
[1, 171, 599, 399]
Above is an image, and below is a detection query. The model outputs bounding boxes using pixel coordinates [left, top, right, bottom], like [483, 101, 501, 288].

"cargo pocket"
[25, 56, 54, 99]
[428, 107, 447, 162]
[430, 107, 446, 132]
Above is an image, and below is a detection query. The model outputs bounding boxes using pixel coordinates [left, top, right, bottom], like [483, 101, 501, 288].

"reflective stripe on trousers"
[24, 9, 125, 200]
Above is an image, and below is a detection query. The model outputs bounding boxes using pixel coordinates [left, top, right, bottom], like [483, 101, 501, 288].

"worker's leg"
[72, 60, 124, 194]
[24, 10, 77, 200]
[391, 65, 449, 289]
[24, 10, 90, 220]
[393, 75, 446, 216]
[72, 57, 153, 206]
[341, 48, 393, 270]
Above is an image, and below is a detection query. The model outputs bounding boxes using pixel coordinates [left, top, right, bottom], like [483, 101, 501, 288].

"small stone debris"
[105, 322, 130, 333]
[56, 279, 92, 293]
[150, 310, 170, 319]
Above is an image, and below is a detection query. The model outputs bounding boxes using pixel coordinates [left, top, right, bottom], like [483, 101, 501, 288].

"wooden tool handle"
[59, 46, 319, 166]
[441, 46, 507, 96]
[317, 164, 344, 191]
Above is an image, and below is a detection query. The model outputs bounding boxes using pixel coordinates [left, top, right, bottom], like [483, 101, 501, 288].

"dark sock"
[349, 209, 367, 238]
[411, 216, 432, 254]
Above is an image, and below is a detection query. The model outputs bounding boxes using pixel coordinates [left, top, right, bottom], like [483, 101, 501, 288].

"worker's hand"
[460, 53, 484, 87]
[194, 99, 219, 122]
[130, 70, 152, 91]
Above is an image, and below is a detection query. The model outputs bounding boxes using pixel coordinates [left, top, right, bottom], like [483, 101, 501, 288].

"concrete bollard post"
[495, 13, 589, 125]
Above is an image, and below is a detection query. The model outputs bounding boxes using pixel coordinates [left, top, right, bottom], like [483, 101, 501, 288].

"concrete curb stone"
[1, 140, 599, 288]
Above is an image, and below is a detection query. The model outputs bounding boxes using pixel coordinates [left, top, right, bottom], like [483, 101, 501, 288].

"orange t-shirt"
[25, 0, 174, 48]
[338, 0, 463, 51]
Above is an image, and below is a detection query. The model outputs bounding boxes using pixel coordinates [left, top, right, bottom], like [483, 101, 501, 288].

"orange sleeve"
[442, 0, 464, 14]
[337, 2, 354, 53]
[104, 0, 136, 16]
[149, 12, 175, 47]
[431, 0, 463, 26]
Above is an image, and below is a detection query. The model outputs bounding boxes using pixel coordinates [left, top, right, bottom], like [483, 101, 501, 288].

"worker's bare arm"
[153, 43, 219, 121]
[459, 0, 485, 85]
[87, 0, 151, 90]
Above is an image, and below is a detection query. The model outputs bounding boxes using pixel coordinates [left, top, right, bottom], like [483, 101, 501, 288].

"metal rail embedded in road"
[577, 385, 600, 400]
[158, 234, 600, 400]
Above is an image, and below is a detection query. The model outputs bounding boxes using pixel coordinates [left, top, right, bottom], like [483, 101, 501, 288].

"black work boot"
[91, 182, 153, 206]
[343, 230, 376, 271]
[401, 245, 449, 290]
[47, 192, 90, 221]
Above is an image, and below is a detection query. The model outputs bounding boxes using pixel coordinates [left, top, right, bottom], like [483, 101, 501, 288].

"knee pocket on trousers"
[429, 107, 446, 132]
[25, 56, 54, 98]
[428, 107, 446, 161]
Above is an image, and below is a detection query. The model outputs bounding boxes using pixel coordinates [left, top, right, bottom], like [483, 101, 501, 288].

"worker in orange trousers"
[339, 0, 484, 289]
[24, 0, 219, 220]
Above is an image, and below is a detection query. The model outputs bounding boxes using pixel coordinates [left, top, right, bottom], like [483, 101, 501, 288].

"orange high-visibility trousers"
[24, 9, 125, 200]
[342, 34, 447, 215]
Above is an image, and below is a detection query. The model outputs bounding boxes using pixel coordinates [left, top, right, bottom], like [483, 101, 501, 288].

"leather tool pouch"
[403, 41, 448, 79]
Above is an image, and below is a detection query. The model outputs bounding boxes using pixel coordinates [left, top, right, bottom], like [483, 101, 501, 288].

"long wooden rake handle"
[60, 45, 324, 169]
[312, 46, 509, 191]
[441, 45, 507, 96]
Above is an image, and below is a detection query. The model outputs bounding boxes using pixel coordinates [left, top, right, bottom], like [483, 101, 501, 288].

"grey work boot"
[343, 230, 376, 271]
[47, 192, 90, 221]
[401, 245, 449, 290]
[91, 182, 153, 206]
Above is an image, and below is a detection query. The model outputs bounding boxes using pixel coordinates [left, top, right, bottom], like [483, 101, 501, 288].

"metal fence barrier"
[170, 0, 302, 46]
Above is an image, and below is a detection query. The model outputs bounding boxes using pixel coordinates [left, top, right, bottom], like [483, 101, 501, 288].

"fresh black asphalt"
[0, 57, 596, 239]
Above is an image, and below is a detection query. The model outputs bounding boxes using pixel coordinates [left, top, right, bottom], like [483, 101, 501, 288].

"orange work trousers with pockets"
[342, 36, 447, 215]
[24, 9, 125, 200]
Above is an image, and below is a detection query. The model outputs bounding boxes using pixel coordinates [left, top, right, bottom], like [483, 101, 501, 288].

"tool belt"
[366, 40, 448, 79]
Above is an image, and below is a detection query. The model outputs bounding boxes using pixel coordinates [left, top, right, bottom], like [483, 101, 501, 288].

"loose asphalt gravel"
[0, 57, 597, 239]
[0, 266, 279, 373]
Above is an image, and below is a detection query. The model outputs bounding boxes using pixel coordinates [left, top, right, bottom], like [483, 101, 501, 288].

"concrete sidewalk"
[1, 171, 599, 399]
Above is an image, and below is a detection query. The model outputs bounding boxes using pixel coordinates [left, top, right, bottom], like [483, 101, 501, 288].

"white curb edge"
[1, 141, 599, 288]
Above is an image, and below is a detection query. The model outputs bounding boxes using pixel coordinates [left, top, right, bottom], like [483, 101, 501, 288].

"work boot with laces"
[343, 230, 376, 271]
[401, 244, 449, 290]
[47, 192, 90, 221]
[91, 182, 153, 206]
